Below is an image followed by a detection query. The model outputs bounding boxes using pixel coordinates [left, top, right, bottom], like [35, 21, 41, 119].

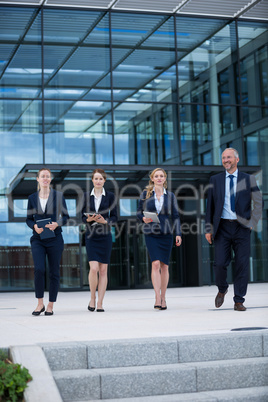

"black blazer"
[82, 190, 117, 235]
[137, 190, 181, 236]
[205, 170, 262, 237]
[26, 189, 69, 238]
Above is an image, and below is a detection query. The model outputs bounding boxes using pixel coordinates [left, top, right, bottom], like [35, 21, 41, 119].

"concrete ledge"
[96, 364, 196, 399]
[42, 342, 87, 370]
[193, 357, 268, 392]
[53, 369, 100, 401]
[177, 332, 263, 363]
[87, 386, 268, 402]
[85, 338, 178, 368]
[10, 345, 62, 402]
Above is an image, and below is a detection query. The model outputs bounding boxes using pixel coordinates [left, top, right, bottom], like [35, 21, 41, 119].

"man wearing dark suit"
[205, 148, 262, 311]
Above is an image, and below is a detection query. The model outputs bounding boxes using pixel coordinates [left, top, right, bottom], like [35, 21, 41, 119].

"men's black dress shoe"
[88, 305, 95, 312]
[32, 306, 45, 316]
[45, 311, 54, 316]
[234, 303, 247, 311]
[215, 289, 228, 308]
[96, 308, 104, 312]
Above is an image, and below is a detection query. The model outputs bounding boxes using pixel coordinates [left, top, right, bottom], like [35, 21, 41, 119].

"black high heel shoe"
[32, 306, 45, 316]
[88, 305, 95, 312]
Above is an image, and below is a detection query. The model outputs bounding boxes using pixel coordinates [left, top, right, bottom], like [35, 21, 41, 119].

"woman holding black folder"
[137, 168, 182, 310]
[26, 168, 69, 316]
[82, 169, 117, 312]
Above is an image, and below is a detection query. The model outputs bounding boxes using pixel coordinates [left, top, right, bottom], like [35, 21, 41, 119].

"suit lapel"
[219, 172, 226, 204]
[45, 189, 55, 214]
[147, 193, 157, 212]
[34, 192, 42, 214]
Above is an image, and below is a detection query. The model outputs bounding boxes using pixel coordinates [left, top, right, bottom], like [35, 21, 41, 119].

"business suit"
[205, 170, 262, 304]
[82, 190, 117, 263]
[26, 189, 69, 302]
[137, 190, 181, 265]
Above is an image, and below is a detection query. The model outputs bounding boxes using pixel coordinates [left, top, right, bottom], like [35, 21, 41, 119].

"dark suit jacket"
[205, 171, 262, 237]
[26, 189, 69, 238]
[137, 190, 181, 236]
[82, 190, 117, 235]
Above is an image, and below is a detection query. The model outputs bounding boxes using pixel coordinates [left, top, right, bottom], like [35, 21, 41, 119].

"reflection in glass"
[0, 7, 41, 98]
[114, 102, 179, 165]
[44, 101, 113, 164]
[177, 18, 234, 105]
[112, 13, 176, 103]
[43, 10, 110, 101]
[238, 21, 268, 107]
[0, 99, 43, 190]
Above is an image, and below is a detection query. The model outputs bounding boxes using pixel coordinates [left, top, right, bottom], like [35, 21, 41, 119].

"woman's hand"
[94, 214, 107, 224]
[143, 217, 153, 224]
[34, 224, 43, 234]
[86, 214, 96, 222]
[175, 236, 182, 247]
[45, 222, 59, 231]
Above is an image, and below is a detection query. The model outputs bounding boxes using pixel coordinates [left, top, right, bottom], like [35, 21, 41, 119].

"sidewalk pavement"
[0, 283, 268, 348]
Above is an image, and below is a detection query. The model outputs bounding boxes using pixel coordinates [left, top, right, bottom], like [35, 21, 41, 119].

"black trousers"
[213, 219, 251, 303]
[31, 234, 64, 302]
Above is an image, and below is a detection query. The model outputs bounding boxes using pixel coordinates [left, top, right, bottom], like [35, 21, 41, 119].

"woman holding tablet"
[26, 168, 69, 316]
[137, 168, 182, 310]
[82, 169, 117, 312]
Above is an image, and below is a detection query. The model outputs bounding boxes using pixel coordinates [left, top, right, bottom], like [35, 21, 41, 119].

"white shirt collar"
[90, 187, 106, 197]
[225, 169, 238, 178]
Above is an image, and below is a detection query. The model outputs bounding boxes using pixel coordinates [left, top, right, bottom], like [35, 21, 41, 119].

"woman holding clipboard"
[82, 169, 117, 312]
[137, 168, 182, 310]
[26, 168, 69, 316]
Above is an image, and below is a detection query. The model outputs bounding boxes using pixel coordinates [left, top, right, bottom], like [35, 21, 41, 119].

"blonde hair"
[37, 168, 52, 191]
[144, 168, 167, 199]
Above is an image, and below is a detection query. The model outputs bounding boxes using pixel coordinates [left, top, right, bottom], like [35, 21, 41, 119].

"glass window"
[114, 102, 179, 165]
[111, 13, 176, 103]
[238, 21, 268, 107]
[0, 7, 41, 98]
[177, 18, 235, 105]
[44, 100, 113, 164]
[43, 10, 110, 101]
[13, 199, 28, 218]
[0, 99, 43, 190]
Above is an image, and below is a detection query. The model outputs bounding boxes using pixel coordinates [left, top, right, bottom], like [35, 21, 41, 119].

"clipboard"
[143, 211, 160, 223]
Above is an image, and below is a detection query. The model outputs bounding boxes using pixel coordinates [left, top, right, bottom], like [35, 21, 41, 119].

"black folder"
[36, 218, 56, 240]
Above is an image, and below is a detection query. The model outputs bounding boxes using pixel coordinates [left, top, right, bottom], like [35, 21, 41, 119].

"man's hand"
[205, 233, 213, 244]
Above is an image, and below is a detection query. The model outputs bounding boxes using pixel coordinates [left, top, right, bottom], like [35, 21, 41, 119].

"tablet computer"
[143, 211, 160, 223]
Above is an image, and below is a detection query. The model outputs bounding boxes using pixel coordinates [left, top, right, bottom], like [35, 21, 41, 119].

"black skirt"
[145, 233, 173, 265]
[85, 232, 112, 264]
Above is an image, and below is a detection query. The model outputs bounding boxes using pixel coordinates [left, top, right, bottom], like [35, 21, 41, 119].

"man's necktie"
[229, 174, 235, 212]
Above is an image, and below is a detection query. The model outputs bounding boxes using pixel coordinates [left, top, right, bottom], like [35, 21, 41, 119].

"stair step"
[79, 386, 268, 401]
[42, 331, 266, 371]
[53, 357, 268, 401]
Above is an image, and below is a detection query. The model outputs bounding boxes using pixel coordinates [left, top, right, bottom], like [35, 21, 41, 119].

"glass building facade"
[0, 5, 267, 292]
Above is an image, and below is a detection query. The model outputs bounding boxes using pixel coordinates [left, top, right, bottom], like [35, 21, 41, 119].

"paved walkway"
[0, 283, 268, 348]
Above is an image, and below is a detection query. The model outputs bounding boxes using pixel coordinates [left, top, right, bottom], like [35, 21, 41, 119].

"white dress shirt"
[154, 188, 166, 214]
[221, 169, 238, 219]
[39, 197, 48, 213]
[91, 188, 105, 212]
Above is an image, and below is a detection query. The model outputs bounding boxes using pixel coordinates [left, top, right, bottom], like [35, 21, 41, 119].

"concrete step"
[52, 357, 268, 401]
[79, 386, 268, 401]
[42, 331, 268, 371]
